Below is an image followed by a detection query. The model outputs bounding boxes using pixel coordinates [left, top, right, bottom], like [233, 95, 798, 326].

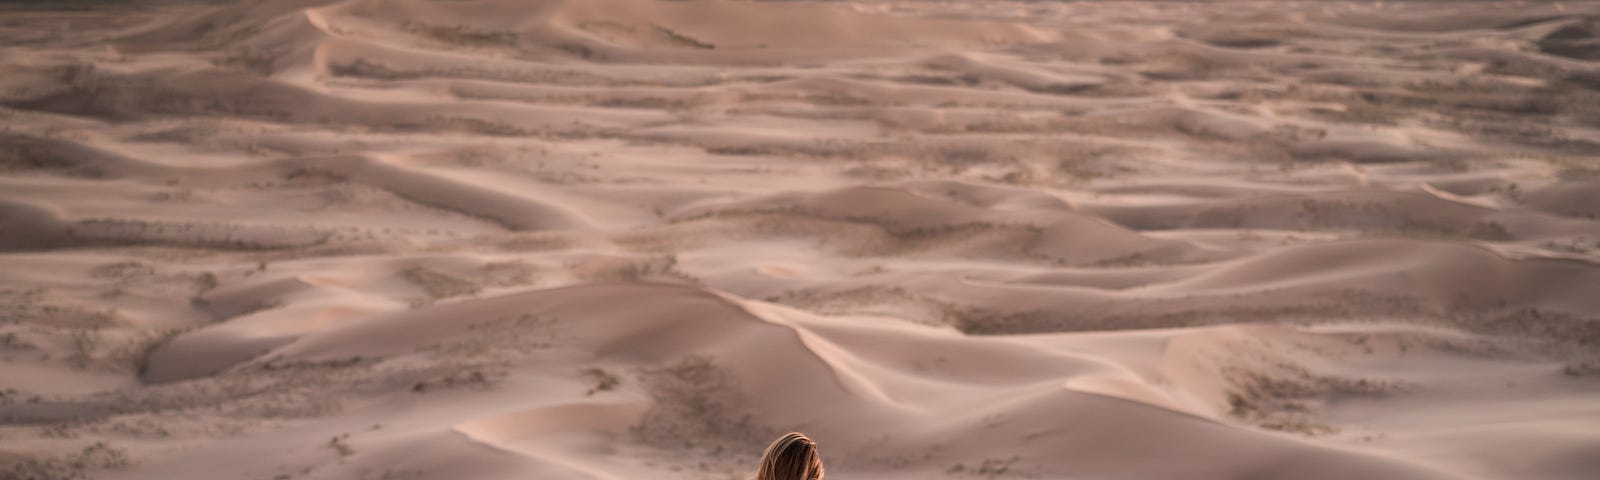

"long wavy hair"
[757, 432, 825, 480]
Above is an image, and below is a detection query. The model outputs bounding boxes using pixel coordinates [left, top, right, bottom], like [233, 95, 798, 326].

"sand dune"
[3, 1, 1599, 480]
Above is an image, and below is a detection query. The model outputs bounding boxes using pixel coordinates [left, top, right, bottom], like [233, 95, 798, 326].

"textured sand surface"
[3, 1, 1600, 479]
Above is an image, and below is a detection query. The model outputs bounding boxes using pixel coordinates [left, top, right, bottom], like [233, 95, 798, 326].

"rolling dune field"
[2, 1, 1600, 479]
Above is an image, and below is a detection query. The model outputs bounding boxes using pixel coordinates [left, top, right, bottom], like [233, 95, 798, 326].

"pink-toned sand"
[3, 1, 1599, 479]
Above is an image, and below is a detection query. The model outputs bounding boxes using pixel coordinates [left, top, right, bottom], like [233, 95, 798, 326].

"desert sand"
[2, 0, 1600, 479]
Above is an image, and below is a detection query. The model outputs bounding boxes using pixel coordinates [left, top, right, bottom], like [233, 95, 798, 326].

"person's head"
[757, 432, 824, 480]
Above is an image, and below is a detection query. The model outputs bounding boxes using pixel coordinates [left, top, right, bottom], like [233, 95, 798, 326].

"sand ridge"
[2, 1, 1600, 479]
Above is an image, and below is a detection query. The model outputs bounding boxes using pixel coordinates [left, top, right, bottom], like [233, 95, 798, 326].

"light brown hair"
[757, 432, 824, 480]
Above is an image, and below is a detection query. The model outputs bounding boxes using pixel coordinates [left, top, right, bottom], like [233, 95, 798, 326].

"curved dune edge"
[452, 402, 651, 480]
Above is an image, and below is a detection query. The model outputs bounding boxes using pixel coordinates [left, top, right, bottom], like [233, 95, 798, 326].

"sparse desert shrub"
[581, 367, 621, 395]
[631, 355, 773, 452]
[0, 442, 130, 480]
